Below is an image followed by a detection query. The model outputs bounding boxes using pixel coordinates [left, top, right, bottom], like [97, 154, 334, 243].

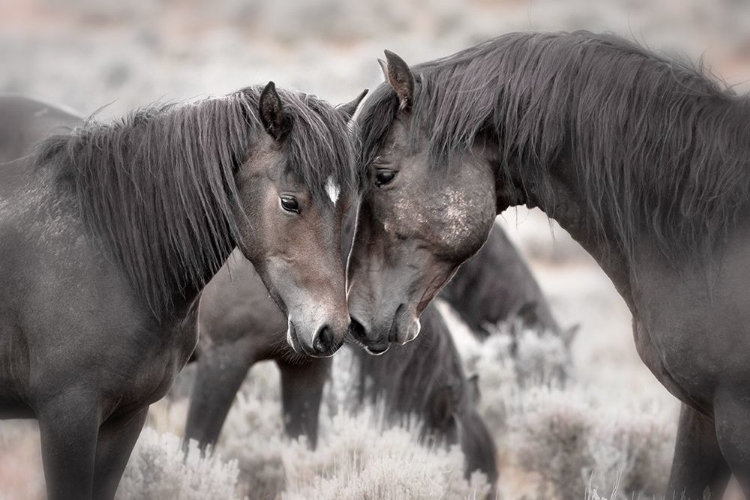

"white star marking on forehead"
[326, 176, 340, 206]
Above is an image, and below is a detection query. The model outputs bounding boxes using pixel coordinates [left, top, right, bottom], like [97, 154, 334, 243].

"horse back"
[0, 95, 82, 164]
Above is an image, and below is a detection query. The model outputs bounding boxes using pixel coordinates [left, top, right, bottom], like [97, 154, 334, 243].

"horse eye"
[375, 170, 396, 187]
[280, 196, 300, 214]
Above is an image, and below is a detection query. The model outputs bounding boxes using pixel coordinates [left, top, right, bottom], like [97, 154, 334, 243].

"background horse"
[352, 303, 498, 491]
[442, 224, 574, 342]
[185, 250, 498, 488]
[348, 31, 750, 498]
[186, 194, 567, 472]
[185, 249, 333, 449]
[0, 86, 357, 500]
[0, 95, 81, 163]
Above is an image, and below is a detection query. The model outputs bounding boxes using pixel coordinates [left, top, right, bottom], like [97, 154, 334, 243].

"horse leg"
[276, 357, 331, 448]
[37, 391, 100, 500]
[92, 407, 148, 500]
[183, 344, 251, 451]
[667, 404, 730, 500]
[714, 391, 750, 497]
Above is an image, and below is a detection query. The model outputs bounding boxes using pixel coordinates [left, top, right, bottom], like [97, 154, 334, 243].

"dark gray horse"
[0, 86, 358, 500]
[185, 251, 498, 488]
[348, 31, 750, 497]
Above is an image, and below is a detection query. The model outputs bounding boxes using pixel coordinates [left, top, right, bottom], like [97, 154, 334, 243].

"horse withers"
[348, 32, 750, 497]
[0, 85, 359, 500]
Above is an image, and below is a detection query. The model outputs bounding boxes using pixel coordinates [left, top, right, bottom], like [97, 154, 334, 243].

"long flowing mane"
[357, 31, 750, 264]
[36, 86, 354, 320]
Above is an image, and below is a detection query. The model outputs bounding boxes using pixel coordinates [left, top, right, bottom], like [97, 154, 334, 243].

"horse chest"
[109, 313, 199, 418]
[631, 255, 750, 414]
[147, 320, 199, 402]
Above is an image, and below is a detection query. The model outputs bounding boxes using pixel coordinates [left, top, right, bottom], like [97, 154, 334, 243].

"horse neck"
[496, 152, 637, 311]
[98, 172, 238, 327]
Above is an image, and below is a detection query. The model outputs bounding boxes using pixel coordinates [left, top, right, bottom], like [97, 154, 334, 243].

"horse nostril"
[349, 317, 366, 342]
[313, 324, 335, 355]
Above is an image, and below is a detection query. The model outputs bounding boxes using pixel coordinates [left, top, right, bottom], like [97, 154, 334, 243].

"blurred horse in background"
[0, 95, 81, 163]
[352, 303, 498, 491]
[0, 85, 357, 500]
[441, 225, 573, 341]
[185, 249, 333, 449]
[185, 250, 498, 489]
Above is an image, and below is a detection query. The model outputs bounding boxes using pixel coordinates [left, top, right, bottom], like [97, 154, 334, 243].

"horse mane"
[36, 86, 354, 320]
[357, 31, 750, 264]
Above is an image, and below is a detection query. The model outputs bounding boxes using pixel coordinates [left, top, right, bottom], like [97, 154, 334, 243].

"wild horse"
[348, 31, 750, 497]
[0, 85, 358, 500]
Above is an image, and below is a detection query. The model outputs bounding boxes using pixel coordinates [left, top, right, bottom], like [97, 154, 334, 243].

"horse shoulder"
[632, 226, 750, 414]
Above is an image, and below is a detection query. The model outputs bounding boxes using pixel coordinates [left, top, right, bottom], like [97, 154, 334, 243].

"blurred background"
[3, 0, 750, 116]
[2, 0, 750, 498]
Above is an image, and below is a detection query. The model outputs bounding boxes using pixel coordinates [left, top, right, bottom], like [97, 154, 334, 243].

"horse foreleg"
[667, 403, 730, 500]
[276, 357, 331, 449]
[93, 407, 148, 500]
[37, 390, 100, 500]
[183, 343, 251, 451]
[714, 391, 750, 498]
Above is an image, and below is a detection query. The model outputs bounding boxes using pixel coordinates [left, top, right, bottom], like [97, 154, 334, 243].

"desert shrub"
[207, 357, 490, 500]
[220, 393, 286, 498]
[212, 361, 287, 499]
[511, 386, 591, 500]
[478, 347, 673, 500]
[117, 428, 243, 500]
[450, 313, 571, 438]
[281, 408, 490, 500]
[502, 369, 675, 500]
[442, 307, 675, 500]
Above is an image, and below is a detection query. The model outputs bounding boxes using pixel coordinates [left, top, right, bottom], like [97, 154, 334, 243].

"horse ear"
[336, 89, 369, 122]
[259, 81, 292, 142]
[378, 58, 389, 81]
[382, 50, 414, 112]
[467, 374, 481, 405]
[562, 323, 580, 347]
